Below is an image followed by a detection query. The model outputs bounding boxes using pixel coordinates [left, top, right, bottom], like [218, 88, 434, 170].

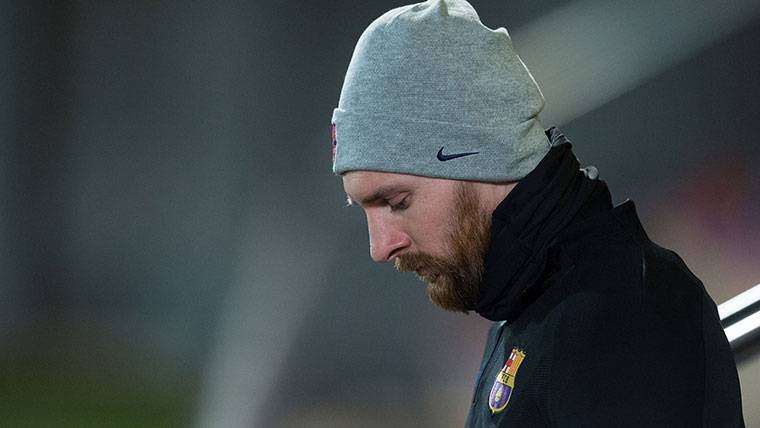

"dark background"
[2, 1, 759, 426]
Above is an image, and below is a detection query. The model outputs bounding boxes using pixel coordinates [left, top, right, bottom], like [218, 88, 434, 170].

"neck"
[472, 181, 519, 215]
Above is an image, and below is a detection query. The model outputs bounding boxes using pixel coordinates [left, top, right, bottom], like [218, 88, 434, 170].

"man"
[330, 0, 744, 426]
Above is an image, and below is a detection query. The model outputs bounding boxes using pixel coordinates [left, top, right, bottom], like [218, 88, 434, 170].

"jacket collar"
[474, 128, 612, 321]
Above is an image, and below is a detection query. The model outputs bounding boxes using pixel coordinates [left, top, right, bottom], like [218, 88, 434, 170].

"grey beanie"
[331, 0, 550, 182]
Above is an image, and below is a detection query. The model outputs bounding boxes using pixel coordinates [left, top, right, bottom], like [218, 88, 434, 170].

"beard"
[395, 182, 492, 313]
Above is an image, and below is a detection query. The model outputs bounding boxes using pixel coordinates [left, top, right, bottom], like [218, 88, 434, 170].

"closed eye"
[389, 196, 409, 212]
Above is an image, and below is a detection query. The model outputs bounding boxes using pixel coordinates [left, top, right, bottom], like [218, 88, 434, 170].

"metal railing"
[719, 283, 760, 361]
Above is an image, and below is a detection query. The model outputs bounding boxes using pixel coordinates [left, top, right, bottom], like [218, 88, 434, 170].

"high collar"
[474, 128, 612, 322]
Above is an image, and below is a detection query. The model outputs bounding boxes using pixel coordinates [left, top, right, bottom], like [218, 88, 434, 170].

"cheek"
[409, 211, 453, 256]
[406, 183, 462, 255]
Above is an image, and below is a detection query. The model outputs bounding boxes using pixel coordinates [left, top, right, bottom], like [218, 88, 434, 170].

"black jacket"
[465, 129, 744, 427]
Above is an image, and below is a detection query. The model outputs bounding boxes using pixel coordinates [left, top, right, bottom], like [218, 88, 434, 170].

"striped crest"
[488, 348, 526, 414]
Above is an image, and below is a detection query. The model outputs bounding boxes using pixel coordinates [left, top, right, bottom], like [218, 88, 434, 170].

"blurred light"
[719, 283, 760, 345]
[513, 0, 760, 125]
[724, 310, 760, 344]
[718, 283, 760, 321]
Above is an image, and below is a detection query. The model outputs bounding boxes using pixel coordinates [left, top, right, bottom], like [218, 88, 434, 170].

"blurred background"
[2, 0, 759, 426]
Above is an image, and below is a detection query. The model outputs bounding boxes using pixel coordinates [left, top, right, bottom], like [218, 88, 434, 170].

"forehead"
[343, 170, 438, 204]
[342, 170, 462, 207]
[342, 170, 417, 191]
[342, 170, 413, 201]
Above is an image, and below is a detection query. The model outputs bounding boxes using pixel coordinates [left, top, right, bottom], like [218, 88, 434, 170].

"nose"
[366, 212, 411, 263]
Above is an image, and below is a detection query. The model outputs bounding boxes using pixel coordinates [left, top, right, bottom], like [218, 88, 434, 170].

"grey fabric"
[331, 0, 550, 182]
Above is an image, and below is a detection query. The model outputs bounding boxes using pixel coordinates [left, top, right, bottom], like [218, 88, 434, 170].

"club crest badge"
[488, 348, 526, 414]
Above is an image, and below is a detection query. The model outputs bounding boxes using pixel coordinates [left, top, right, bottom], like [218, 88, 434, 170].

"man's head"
[332, 0, 546, 311]
[343, 170, 516, 312]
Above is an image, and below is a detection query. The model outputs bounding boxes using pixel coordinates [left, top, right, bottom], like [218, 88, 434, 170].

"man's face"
[342, 170, 492, 312]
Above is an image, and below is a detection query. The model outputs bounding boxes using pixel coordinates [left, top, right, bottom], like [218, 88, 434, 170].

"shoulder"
[556, 200, 707, 316]
[542, 202, 713, 424]
[553, 200, 710, 350]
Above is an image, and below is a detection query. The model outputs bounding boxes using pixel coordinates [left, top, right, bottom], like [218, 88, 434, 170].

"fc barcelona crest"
[488, 348, 526, 414]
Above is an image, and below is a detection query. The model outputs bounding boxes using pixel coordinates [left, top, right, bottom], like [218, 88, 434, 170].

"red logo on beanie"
[331, 122, 337, 163]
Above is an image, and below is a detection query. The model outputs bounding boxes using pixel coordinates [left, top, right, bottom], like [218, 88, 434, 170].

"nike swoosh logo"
[437, 147, 480, 161]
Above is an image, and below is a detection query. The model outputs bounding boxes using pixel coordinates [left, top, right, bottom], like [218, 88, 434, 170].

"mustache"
[395, 252, 453, 275]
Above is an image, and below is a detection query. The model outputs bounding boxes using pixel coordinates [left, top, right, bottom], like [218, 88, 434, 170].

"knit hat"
[331, 0, 549, 182]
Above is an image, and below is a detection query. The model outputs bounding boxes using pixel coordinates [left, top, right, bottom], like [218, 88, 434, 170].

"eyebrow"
[347, 185, 406, 207]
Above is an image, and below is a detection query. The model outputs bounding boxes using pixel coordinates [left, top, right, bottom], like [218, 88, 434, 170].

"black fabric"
[465, 129, 744, 427]
[475, 128, 605, 321]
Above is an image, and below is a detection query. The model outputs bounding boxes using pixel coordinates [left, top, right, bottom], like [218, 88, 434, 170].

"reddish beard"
[395, 182, 492, 312]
